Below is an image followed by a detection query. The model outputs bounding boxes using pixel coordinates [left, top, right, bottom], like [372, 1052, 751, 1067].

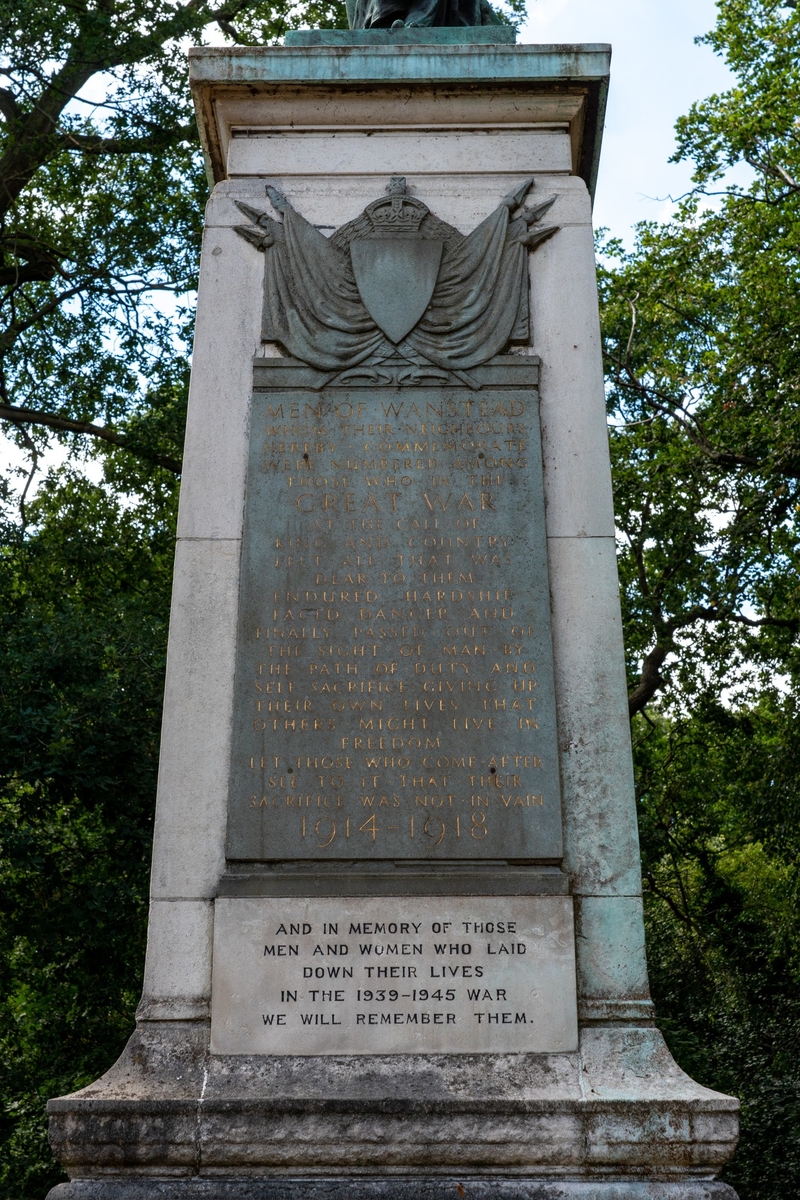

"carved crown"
[361, 176, 429, 237]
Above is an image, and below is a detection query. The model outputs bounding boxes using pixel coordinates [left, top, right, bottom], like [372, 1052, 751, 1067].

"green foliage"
[490, 0, 527, 30]
[0, 471, 178, 1198]
[676, 0, 800, 185]
[0, 0, 348, 480]
[600, 1, 800, 1195]
[599, 0, 800, 715]
[634, 700, 800, 1197]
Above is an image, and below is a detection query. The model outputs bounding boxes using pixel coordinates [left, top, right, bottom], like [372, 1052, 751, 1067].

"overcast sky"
[519, 0, 735, 239]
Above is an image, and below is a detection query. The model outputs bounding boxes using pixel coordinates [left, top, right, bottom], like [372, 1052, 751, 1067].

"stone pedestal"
[46, 31, 739, 1200]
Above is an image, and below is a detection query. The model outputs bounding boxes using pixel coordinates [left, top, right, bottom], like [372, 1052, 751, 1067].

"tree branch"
[0, 262, 56, 285]
[642, 867, 696, 930]
[628, 605, 719, 718]
[215, 18, 245, 42]
[628, 640, 670, 717]
[744, 149, 800, 196]
[609, 347, 800, 479]
[628, 604, 799, 718]
[0, 58, 98, 217]
[0, 0, 273, 223]
[0, 87, 21, 123]
[58, 127, 197, 154]
[14, 421, 39, 530]
[0, 403, 182, 474]
[0, 276, 102, 347]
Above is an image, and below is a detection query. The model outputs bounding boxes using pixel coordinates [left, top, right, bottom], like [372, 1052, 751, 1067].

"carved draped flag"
[234, 176, 558, 378]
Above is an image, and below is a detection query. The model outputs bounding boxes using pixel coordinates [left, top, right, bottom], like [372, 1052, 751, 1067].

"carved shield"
[351, 238, 443, 343]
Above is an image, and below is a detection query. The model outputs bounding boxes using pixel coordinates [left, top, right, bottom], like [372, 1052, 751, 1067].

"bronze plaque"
[226, 358, 562, 863]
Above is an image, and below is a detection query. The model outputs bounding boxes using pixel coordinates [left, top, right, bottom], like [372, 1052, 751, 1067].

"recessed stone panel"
[226, 130, 572, 178]
[210, 895, 578, 1055]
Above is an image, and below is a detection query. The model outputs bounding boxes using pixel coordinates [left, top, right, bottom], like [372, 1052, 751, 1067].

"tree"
[600, 2, 800, 1195]
[601, 0, 800, 719]
[2, 0, 797, 1195]
[0, 471, 176, 1198]
[0, 0, 349, 510]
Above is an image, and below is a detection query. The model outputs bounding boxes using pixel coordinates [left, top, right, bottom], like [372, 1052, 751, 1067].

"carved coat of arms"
[235, 176, 557, 385]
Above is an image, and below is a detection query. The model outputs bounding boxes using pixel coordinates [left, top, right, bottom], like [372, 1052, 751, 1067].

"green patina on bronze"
[226, 357, 562, 866]
[343, 0, 503, 32]
[233, 178, 557, 379]
[285, 27, 516, 45]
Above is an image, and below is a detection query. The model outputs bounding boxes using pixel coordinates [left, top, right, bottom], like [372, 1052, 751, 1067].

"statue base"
[49, 1183, 738, 1200]
[283, 27, 517, 45]
[46, 1021, 739, 1200]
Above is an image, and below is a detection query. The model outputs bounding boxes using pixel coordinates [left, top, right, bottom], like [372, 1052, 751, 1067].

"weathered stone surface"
[49, 1185, 740, 1200]
[573, 895, 650, 1010]
[547, 536, 642, 896]
[189, 45, 610, 198]
[55, 1183, 734, 1199]
[137, 899, 213, 1023]
[226, 131, 572, 180]
[47, 1021, 737, 1179]
[149, 538, 241, 903]
[533, 219, 616, 540]
[175, 224, 260, 543]
[209, 895, 578, 1055]
[217, 864, 570, 897]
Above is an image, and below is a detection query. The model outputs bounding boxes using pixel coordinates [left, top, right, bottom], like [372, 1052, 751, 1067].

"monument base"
[45, 37, 740, 1200]
[48, 1181, 739, 1200]
[46, 1019, 739, 1200]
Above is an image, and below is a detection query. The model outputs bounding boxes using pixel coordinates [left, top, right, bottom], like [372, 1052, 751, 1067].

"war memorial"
[46, 8, 741, 1199]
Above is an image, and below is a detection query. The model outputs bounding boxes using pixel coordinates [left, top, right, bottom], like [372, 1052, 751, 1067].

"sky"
[519, 0, 735, 239]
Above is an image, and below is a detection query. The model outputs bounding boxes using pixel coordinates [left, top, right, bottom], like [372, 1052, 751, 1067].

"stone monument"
[46, 24, 741, 1200]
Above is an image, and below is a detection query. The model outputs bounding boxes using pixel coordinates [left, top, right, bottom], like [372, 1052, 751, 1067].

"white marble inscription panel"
[210, 895, 578, 1055]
